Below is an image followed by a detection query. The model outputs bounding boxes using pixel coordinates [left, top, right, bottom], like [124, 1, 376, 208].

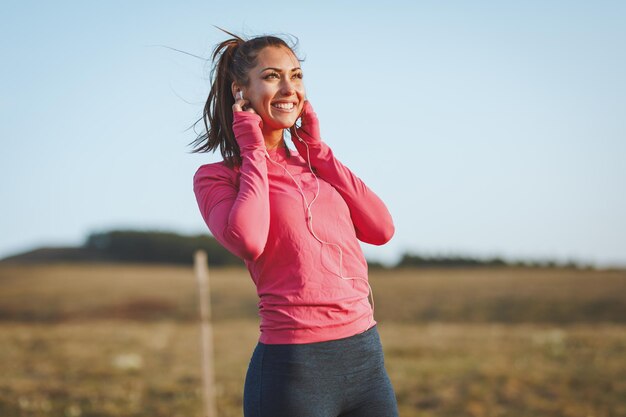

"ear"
[231, 82, 242, 100]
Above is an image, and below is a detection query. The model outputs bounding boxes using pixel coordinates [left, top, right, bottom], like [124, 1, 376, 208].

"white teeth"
[272, 102, 294, 110]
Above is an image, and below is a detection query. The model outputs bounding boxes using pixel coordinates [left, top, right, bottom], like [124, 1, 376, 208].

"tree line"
[1, 229, 594, 269]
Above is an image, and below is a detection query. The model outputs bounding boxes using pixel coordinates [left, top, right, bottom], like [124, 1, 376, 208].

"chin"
[268, 116, 297, 129]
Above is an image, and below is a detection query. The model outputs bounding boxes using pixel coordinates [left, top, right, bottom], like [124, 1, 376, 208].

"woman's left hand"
[289, 100, 321, 147]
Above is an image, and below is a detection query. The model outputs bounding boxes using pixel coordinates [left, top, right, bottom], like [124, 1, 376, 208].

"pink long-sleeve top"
[193, 110, 394, 344]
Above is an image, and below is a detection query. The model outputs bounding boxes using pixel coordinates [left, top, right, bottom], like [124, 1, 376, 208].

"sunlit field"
[1, 263, 625, 416]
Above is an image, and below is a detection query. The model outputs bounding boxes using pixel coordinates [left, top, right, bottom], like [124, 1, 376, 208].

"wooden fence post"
[194, 250, 217, 417]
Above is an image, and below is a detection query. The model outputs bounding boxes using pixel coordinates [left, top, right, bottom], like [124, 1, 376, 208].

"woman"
[191, 31, 399, 417]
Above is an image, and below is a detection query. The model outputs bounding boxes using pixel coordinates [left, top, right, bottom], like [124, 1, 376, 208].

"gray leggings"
[243, 325, 399, 417]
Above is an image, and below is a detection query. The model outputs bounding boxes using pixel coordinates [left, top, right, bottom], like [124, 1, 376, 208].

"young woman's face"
[241, 46, 305, 132]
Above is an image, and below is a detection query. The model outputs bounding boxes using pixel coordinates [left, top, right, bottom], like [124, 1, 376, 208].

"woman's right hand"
[232, 95, 264, 149]
[232, 95, 257, 114]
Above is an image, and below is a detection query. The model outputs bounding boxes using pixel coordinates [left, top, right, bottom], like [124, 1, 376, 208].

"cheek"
[246, 89, 261, 105]
[254, 88, 275, 109]
[245, 82, 269, 104]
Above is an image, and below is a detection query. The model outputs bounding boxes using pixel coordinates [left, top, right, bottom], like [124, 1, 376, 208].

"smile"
[271, 102, 296, 112]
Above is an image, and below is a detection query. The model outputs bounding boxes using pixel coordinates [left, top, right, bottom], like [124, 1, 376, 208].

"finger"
[232, 98, 249, 112]
[238, 99, 257, 113]
[242, 100, 256, 113]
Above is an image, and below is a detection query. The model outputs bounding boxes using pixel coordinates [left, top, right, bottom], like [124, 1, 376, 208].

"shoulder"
[194, 161, 238, 179]
[193, 161, 239, 188]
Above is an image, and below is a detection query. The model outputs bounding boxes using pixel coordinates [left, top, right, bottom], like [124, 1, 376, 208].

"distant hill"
[1, 246, 108, 263]
[0, 229, 603, 270]
[1, 230, 243, 267]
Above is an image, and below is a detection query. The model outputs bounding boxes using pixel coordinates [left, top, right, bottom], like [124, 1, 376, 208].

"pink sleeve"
[193, 112, 270, 261]
[305, 142, 395, 245]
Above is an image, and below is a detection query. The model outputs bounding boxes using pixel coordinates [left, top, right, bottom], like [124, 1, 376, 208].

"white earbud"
[236, 90, 244, 101]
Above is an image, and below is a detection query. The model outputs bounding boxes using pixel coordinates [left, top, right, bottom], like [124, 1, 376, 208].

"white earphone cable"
[264, 126, 375, 328]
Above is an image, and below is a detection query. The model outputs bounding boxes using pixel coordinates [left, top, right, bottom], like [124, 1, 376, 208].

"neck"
[262, 126, 285, 150]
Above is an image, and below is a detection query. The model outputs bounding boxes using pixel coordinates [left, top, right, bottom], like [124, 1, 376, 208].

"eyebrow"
[259, 66, 302, 73]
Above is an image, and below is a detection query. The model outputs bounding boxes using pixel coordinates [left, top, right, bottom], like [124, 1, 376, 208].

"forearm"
[194, 112, 270, 260]
[305, 141, 394, 245]
[211, 150, 269, 260]
[292, 101, 394, 244]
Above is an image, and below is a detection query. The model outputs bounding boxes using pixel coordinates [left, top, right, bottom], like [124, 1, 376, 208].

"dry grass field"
[0, 262, 625, 416]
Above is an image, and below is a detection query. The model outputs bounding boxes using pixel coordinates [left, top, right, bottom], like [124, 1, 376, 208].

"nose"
[279, 78, 296, 96]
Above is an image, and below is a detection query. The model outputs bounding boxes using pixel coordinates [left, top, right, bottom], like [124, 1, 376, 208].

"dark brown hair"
[188, 30, 301, 167]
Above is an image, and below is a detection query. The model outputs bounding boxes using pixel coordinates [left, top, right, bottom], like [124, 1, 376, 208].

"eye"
[293, 72, 303, 79]
[263, 72, 280, 80]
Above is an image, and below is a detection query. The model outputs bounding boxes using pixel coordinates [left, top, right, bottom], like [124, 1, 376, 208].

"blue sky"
[1, 1, 625, 267]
